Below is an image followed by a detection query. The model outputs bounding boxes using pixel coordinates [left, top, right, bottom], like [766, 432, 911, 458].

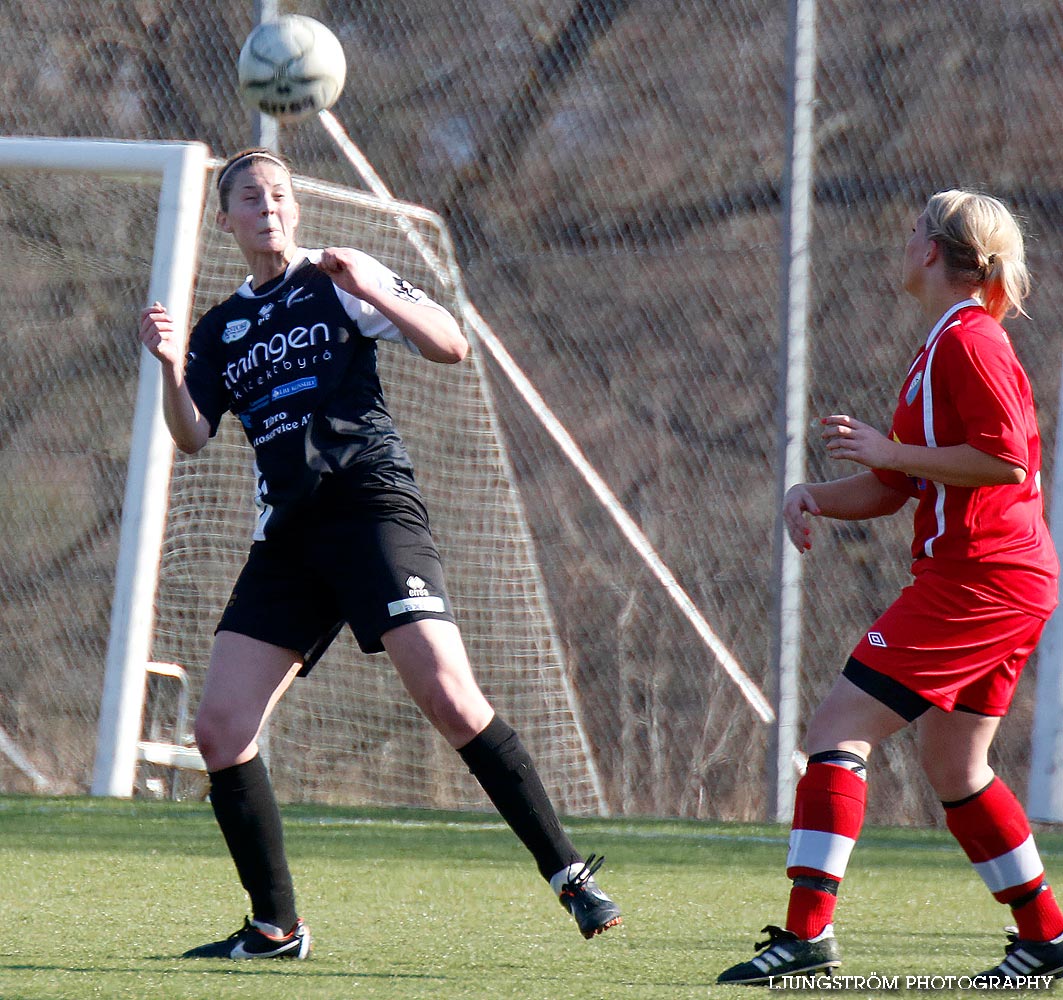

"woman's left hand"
[820, 414, 896, 470]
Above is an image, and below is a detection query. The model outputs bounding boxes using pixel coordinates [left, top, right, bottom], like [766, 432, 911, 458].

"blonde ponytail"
[924, 190, 1029, 321]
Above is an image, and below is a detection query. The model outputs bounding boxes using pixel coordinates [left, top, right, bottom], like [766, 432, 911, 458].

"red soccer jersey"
[872, 299, 1059, 618]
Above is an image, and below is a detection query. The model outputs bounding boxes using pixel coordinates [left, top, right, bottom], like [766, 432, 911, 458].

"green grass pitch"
[1, 796, 1060, 999]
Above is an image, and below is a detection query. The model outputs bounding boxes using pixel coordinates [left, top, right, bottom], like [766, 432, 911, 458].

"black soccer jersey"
[184, 248, 431, 539]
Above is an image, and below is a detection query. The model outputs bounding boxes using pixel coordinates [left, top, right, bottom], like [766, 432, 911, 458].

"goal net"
[0, 151, 159, 793]
[154, 168, 605, 813]
[0, 140, 604, 813]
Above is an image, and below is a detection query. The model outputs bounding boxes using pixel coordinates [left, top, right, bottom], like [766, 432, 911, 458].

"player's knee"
[192, 712, 223, 765]
[193, 705, 252, 768]
[920, 747, 980, 798]
[421, 682, 492, 746]
[422, 686, 464, 731]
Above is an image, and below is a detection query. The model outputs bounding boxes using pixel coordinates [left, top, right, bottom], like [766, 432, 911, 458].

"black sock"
[458, 715, 580, 880]
[208, 755, 297, 930]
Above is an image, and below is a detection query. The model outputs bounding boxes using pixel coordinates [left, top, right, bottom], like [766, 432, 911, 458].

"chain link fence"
[1, 0, 1061, 823]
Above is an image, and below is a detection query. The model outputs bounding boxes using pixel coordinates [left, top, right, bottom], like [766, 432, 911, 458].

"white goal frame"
[1, 133, 781, 809]
[1028, 354, 1063, 822]
[0, 136, 210, 798]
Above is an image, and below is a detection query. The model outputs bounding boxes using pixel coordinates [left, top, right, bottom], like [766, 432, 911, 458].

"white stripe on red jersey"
[919, 308, 963, 557]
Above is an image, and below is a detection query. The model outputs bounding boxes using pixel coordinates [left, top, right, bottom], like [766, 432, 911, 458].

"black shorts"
[217, 484, 455, 673]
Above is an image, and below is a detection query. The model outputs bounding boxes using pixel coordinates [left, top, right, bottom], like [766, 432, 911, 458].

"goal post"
[0, 136, 210, 798]
[92, 142, 210, 797]
[1028, 352, 1063, 822]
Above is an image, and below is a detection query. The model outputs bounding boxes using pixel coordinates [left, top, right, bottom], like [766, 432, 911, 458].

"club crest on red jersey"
[905, 370, 923, 406]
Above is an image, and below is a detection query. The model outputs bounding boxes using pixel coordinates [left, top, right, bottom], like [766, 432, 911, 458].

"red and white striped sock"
[785, 753, 868, 939]
[943, 777, 1063, 942]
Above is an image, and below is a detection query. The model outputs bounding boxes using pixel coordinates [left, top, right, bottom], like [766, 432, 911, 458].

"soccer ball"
[237, 15, 346, 123]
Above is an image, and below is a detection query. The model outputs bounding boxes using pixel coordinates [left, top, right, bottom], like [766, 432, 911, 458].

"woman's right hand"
[139, 302, 183, 371]
[782, 483, 822, 552]
[137, 302, 210, 454]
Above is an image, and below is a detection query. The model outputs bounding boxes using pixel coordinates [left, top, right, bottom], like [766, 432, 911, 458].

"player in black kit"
[138, 148, 621, 960]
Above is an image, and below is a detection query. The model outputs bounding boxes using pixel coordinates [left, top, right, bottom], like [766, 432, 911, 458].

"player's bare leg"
[195, 632, 302, 769]
[183, 633, 310, 960]
[916, 707, 998, 801]
[382, 619, 492, 747]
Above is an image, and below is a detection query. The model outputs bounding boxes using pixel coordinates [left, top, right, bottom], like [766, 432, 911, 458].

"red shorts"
[850, 570, 1046, 717]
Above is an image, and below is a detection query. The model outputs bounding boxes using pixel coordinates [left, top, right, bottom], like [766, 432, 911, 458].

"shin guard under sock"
[943, 777, 1063, 941]
[209, 755, 297, 930]
[458, 715, 579, 880]
[785, 752, 868, 939]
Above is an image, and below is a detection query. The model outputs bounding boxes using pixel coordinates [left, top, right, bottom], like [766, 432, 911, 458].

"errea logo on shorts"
[386, 575, 445, 617]
[867, 631, 887, 648]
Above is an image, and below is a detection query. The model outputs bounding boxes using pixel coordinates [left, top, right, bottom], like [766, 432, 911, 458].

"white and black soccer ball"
[237, 15, 346, 124]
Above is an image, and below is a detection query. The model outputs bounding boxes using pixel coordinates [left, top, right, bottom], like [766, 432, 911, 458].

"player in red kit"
[718, 190, 1061, 987]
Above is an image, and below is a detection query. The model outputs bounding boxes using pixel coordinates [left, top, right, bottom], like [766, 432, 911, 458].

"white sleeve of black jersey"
[305, 247, 430, 355]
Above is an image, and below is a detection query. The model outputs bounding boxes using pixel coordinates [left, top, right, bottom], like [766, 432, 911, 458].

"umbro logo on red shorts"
[867, 631, 887, 647]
